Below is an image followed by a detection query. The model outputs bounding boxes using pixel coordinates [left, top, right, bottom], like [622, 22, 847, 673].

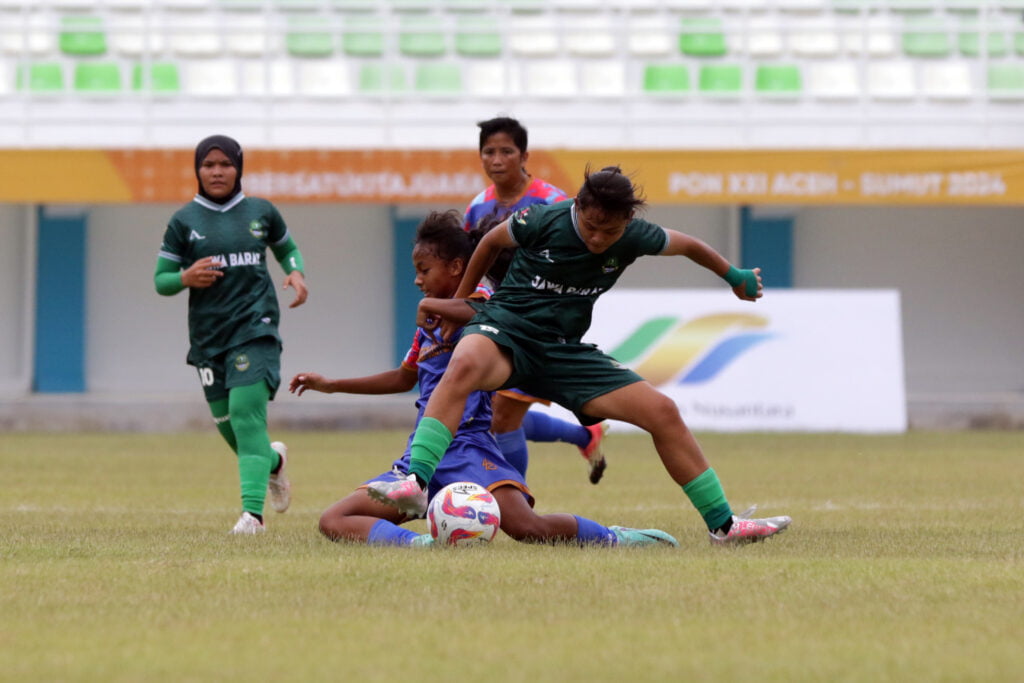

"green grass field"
[2, 430, 1022, 682]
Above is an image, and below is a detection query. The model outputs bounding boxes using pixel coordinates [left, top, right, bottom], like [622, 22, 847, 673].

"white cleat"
[366, 474, 428, 519]
[230, 511, 266, 535]
[709, 506, 791, 546]
[267, 441, 291, 513]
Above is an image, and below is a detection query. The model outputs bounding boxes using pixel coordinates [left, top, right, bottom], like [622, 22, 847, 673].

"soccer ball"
[427, 482, 501, 547]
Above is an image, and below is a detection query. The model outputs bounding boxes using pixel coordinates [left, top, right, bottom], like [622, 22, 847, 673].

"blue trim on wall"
[740, 206, 793, 289]
[392, 210, 423, 368]
[34, 207, 87, 392]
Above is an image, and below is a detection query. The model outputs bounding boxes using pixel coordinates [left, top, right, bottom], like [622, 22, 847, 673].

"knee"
[319, 509, 351, 542]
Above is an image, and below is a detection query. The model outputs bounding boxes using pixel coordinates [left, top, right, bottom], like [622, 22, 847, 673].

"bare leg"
[319, 489, 411, 542]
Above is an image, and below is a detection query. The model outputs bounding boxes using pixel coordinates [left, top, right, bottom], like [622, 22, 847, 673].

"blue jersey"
[463, 177, 567, 232]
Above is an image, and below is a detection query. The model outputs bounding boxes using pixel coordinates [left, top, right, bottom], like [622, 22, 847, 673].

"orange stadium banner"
[2, 149, 1024, 205]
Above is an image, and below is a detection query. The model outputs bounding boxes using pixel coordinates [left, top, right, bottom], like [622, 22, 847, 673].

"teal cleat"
[410, 533, 435, 548]
[610, 526, 679, 547]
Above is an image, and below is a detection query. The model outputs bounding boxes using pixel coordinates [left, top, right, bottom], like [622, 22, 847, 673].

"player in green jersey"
[368, 166, 792, 546]
[153, 134, 308, 535]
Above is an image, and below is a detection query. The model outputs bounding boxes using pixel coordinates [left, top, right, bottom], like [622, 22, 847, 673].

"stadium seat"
[74, 62, 122, 95]
[273, 0, 325, 10]
[400, 16, 447, 57]
[414, 63, 462, 95]
[509, 14, 559, 57]
[226, 14, 272, 57]
[807, 61, 859, 99]
[329, 0, 379, 10]
[987, 63, 1024, 99]
[566, 16, 616, 57]
[698, 63, 743, 97]
[296, 60, 350, 97]
[580, 61, 625, 97]
[0, 60, 10, 97]
[921, 62, 972, 99]
[642, 64, 691, 95]
[455, 16, 501, 57]
[60, 16, 108, 56]
[131, 63, 182, 95]
[755, 64, 802, 97]
[744, 18, 785, 57]
[843, 15, 898, 57]
[287, 20, 336, 57]
[790, 19, 841, 56]
[627, 16, 675, 57]
[679, 17, 728, 57]
[523, 60, 577, 97]
[902, 20, 952, 57]
[343, 17, 385, 57]
[17, 62, 64, 94]
[867, 61, 916, 100]
[1016, 32, 1024, 56]
[358, 63, 407, 94]
[183, 59, 238, 96]
[464, 61, 505, 97]
[168, 12, 223, 56]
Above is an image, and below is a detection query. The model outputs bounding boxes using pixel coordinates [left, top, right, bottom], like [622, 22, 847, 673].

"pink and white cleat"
[709, 506, 791, 546]
[267, 441, 291, 513]
[580, 422, 608, 485]
[366, 473, 428, 518]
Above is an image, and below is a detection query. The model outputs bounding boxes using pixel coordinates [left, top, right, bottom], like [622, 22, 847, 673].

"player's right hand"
[181, 256, 224, 289]
[289, 372, 327, 396]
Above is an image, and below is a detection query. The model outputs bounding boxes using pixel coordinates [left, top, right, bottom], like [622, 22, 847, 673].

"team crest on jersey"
[601, 257, 620, 274]
[234, 354, 250, 372]
[248, 220, 267, 239]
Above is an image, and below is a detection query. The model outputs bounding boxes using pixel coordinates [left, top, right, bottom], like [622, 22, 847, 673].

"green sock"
[209, 398, 237, 454]
[229, 382, 274, 516]
[407, 417, 454, 486]
[682, 468, 733, 532]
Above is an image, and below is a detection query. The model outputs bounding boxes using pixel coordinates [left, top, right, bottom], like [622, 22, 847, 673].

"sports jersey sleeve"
[626, 217, 672, 256]
[154, 216, 188, 295]
[506, 206, 537, 249]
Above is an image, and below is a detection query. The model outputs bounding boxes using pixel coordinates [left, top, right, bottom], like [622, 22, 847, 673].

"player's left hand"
[732, 266, 763, 302]
[283, 271, 308, 308]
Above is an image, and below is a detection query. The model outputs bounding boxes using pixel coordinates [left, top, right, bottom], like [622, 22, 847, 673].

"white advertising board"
[534, 289, 907, 433]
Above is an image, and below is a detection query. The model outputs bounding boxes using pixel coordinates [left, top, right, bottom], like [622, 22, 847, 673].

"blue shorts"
[361, 429, 534, 507]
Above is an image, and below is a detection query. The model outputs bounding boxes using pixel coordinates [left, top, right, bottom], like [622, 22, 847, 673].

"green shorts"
[193, 336, 281, 403]
[463, 317, 643, 426]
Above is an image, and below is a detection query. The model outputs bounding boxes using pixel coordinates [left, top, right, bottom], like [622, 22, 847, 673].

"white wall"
[0, 206, 33, 394]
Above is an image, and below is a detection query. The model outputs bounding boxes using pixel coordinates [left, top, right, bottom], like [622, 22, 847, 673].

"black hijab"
[194, 134, 243, 204]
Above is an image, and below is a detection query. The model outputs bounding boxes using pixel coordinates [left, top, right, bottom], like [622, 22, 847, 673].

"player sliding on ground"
[368, 166, 792, 545]
[291, 210, 677, 548]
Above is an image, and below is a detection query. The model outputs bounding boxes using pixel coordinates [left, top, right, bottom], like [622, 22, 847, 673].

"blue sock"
[523, 411, 590, 448]
[574, 515, 616, 545]
[495, 428, 529, 478]
[367, 519, 421, 546]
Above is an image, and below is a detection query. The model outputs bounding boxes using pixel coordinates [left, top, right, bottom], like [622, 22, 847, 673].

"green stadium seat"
[698, 64, 742, 96]
[679, 17, 728, 57]
[287, 20, 335, 57]
[455, 17, 501, 57]
[959, 28, 1009, 57]
[74, 62, 121, 94]
[60, 16, 107, 56]
[358, 63, 407, 94]
[643, 64, 691, 95]
[755, 64, 802, 96]
[415, 63, 462, 95]
[902, 21, 952, 57]
[400, 17, 446, 57]
[987, 64, 1024, 99]
[343, 18, 385, 57]
[132, 63, 182, 94]
[17, 63, 64, 93]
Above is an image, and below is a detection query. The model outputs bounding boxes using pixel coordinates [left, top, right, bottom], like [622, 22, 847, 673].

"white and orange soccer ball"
[427, 482, 501, 547]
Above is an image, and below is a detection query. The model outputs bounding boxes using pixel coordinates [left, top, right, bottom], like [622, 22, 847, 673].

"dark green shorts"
[463, 317, 643, 426]
[193, 336, 281, 403]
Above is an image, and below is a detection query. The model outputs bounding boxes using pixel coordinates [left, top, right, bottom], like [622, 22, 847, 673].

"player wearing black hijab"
[154, 134, 309, 534]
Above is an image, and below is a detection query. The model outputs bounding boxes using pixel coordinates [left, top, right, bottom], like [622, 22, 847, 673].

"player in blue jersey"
[466, 116, 607, 484]
[370, 166, 792, 546]
[154, 135, 308, 535]
[289, 210, 676, 548]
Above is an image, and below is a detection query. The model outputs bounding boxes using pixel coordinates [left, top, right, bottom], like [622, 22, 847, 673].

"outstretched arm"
[289, 366, 417, 397]
[663, 229, 762, 301]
